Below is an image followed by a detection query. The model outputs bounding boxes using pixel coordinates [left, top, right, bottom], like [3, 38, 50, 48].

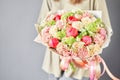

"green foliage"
[62, 36, 76, 47]
[56, 29, 66, 39]
[46, 20, 56, 26]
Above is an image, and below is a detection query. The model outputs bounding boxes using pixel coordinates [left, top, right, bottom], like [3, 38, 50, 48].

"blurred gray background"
[0, 0, 120, 80]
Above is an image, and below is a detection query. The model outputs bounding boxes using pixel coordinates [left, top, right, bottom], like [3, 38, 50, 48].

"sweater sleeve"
[94, 0, 113, 49]
[34, 0, 52, 43]
[35, 0, 52, 33]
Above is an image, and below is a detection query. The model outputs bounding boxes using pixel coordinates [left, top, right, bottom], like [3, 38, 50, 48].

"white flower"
[56, 20, 66, 29]
[49, 25, 58, 37]
[81, 17, 92, 25]
[72, 21, 84, 30]
[46, 14, 55, 21]
[74, 14, 82, 20]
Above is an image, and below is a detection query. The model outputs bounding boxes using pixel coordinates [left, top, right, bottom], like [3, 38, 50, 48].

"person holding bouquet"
[34, 0, 113, 80]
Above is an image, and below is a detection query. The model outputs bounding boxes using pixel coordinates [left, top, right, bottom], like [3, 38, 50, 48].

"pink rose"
[66, 27, 78, 37]
[68, 16, 78, 22]
[67, 16, 78, 24]
[49, 38, 59, 48]
[81, 36, 92, 46]
[54, 14, 61, 21]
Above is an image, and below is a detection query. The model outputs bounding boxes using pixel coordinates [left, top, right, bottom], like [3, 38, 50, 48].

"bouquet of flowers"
[36, 10, 119, 80]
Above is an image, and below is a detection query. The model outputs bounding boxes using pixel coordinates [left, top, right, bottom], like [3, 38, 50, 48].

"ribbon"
[60, 55, 120, 80]
[60, 57, 72, 71]
[89, 61, 96, 80]
[100, 56, 120, 80]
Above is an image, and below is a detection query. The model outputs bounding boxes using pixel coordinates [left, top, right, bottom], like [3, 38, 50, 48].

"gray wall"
[0, 0, 120, 80]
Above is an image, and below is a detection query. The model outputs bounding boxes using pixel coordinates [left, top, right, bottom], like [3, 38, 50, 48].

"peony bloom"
[66, 27, 78, 37]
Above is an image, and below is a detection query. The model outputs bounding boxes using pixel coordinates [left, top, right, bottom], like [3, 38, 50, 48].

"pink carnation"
[99, 28, 107, 39]
[41, 27, 51, 43]
[94, 33, 105, 45]
[56, 43, 72, 57]
[41, 27, 50, 36]
[78, 47, 88, 59]
[41, 34, 51, 43]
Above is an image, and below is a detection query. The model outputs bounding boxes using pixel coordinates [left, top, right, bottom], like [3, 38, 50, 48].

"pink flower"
[56, 20, 65, 29]
[94, 34, 105, 45]
[78, 47, 88, 59]
[41, 27, 50, 36]
[68, 16, 78, 22]
[54, 14, 61, 21]
[41, 27, 51, 43]
[81, 36, 92, 46]
[99, 28, 107, 39]
[49, 38, 59, 48]
[41, 34, 51, 43]
[56, 43, 71, 57]
[67, 16, 78, 24]
[66, 27, 78, 37]
[82, 12, 91, 19]
[46, 14, 55, 21]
